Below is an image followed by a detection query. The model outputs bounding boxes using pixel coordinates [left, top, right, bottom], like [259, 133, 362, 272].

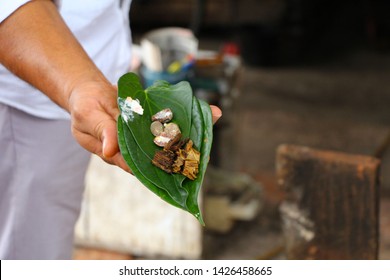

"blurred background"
[73, 0, 390, 260]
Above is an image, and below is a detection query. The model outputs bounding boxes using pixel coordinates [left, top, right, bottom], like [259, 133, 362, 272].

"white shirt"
[0, 0, 132, 119]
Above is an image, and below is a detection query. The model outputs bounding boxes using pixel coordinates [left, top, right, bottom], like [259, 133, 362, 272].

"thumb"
[101, 120, 119, 158]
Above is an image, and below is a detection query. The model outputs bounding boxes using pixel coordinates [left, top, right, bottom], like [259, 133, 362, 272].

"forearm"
[0, 0, 109, 112]
[0, 0, 130, 171]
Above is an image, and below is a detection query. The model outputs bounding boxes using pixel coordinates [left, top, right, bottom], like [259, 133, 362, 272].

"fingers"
[210, 105, 222, 124]
[101, 119, 119, 158]
[100, 118, 132, 172]
[67, 80, 133, 173]
[109, 152, 132, 173]
[73, 128, 132, 173]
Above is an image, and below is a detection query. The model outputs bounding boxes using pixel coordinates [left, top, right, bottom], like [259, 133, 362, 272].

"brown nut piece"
[151, 108, 173, 123]
[153, 135, 171, 147]
[150, 121, 164, 136]
[162, 123, 181, 139]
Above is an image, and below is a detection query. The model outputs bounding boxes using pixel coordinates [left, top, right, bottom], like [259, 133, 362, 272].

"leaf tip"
[194, 212, 205, 226]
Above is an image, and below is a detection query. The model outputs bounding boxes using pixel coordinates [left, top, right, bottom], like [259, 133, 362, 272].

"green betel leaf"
[183, 97, 213, 225]
[117, 118, 182, 209]
[117, 72, 213, 224]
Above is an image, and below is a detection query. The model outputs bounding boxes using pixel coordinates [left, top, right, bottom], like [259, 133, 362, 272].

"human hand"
[68, 81, 132, 173]
[210, 105, 222, 124]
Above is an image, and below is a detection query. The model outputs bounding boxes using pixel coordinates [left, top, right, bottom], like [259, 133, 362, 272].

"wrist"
[64, 71, 110, 112]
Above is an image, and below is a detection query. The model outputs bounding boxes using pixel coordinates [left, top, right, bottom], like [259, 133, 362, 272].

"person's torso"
[0, 0, 132, 119]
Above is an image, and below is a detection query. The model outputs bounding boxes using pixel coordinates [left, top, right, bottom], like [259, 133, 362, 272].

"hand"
[68, 81, 131, 173]
[210, 105, 222, 124]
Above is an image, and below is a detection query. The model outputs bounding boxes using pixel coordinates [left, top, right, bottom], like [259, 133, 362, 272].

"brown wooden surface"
[277, 144, 381, 259]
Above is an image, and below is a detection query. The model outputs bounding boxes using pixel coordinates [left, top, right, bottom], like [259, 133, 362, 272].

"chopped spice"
[152, 133, 201, 180]
[180, 140, 200, 180]
[151, 149, 175, 173]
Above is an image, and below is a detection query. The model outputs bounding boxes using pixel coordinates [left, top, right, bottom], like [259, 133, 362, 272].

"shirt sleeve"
[0, 0, 61, 23]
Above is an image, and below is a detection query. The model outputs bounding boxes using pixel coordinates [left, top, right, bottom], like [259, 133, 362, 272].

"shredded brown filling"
[152, 133, 201, 180]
